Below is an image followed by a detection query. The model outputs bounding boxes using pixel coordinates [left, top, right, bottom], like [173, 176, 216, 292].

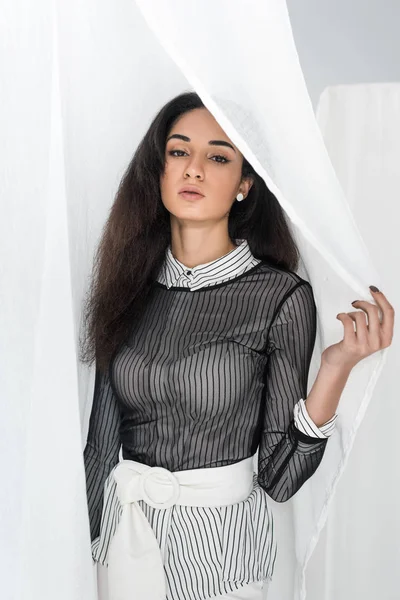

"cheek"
[160, 161, 176, 187]
[159, 166, 179, 205]
[217, 170, 240, 198]
[159, 166, 170, 190]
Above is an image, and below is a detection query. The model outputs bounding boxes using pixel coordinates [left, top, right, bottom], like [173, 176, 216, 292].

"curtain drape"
[304, 83, 400, 600]
[0, 2, 390, 599]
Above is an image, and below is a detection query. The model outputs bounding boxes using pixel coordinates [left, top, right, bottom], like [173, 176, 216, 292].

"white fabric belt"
[107, 454, 255, 600]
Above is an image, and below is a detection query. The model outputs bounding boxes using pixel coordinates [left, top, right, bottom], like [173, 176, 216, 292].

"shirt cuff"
[293, 398, 338, 439]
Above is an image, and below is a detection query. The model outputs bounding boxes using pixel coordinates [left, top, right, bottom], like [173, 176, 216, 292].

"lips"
[178, 185, 204, 196]
[179, 191, 204, 202]
[178, 186, 205, 201]
[179, 191, 203, 197]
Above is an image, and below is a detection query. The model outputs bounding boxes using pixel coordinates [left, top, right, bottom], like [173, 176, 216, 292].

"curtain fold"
[305, 83, 400, 600]
[0, 2, 390, 599]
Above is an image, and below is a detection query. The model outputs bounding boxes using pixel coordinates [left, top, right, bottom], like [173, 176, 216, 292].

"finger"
[369, 289, 396, 346]
[337, 313, 357, 342]
[351, 301, 381, 339]
[346, 311, 369, 345]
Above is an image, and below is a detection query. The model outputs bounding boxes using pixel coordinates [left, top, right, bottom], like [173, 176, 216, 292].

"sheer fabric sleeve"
[258, 281, 329, 502]
[83, 367, 122, 541]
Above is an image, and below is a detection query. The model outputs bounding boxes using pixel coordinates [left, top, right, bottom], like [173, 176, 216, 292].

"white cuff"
[293, 398, 338, 439]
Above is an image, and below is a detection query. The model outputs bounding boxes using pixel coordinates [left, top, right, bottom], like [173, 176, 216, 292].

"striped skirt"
[92, 469, 277, 600]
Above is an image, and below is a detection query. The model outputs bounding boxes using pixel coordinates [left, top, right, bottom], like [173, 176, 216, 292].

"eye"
[168, 150, 186, 157]
[167, 150, 231, 164]
[211, 155, 230, 164]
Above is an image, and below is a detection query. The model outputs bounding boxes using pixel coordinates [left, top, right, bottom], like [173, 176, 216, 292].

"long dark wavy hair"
[79, 91, 300, 375]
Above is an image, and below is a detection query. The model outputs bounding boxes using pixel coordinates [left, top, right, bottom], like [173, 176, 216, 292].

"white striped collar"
[157, 238, 262, 290]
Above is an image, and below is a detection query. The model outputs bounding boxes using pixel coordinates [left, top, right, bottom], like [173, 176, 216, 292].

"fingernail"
[351, 300, 359, 305]
[369, 285, 380, 293]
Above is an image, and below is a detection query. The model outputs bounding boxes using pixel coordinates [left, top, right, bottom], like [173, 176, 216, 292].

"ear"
[240, 176, 254, 198]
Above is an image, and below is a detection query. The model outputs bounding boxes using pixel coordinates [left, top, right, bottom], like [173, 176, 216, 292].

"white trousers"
[93, 561, 269, 599]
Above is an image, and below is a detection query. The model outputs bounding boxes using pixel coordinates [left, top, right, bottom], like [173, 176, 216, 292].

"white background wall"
[287, 0, 400, 108]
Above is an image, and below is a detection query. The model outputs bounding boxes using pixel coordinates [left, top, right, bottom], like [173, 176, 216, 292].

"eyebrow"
[166, 133, 236, 153]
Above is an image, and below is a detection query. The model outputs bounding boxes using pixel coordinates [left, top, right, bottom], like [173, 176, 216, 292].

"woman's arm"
[83, 367, 122, 541]
[302, 361, 350, 427]
[258, 282, 331, 502]
[305, 285, 394, 425]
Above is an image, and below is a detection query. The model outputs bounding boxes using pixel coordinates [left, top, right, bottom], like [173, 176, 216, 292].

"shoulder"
[252, 262, 316, 334]
[255, 260, 314, 299]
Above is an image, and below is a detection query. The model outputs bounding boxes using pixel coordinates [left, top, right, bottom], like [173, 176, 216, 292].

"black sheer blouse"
[83, 253, 334, 541]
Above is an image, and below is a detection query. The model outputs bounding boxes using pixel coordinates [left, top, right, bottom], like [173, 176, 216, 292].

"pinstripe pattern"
[92, 467, 276, 599]
[294, 398, 337, 438]
[83, 238, 337, 599]
[159, 238, 262, 291]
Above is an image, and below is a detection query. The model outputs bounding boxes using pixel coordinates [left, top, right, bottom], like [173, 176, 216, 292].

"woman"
[80, 91, 394, 600]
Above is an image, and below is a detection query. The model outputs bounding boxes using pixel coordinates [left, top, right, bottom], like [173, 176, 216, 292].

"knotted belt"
[106, 454, 255, 600]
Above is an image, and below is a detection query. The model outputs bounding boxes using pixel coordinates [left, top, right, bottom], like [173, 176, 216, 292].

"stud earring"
[236, 193, 244, 202]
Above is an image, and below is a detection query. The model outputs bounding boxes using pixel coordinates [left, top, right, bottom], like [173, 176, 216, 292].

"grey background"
[287, 0, 400, 108]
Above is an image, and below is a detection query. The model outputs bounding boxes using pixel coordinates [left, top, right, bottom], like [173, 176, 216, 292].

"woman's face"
[160, 108, 252, 222]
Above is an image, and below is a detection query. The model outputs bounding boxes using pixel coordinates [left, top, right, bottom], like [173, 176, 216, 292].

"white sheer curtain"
[305, 83, 400, 600]
[0, 2, 391, 600]
[1, 2, 94, 599]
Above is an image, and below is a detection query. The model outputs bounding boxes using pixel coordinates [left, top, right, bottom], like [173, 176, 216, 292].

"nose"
[184, 157, 204, 180]
[185, 172, 202, 179]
